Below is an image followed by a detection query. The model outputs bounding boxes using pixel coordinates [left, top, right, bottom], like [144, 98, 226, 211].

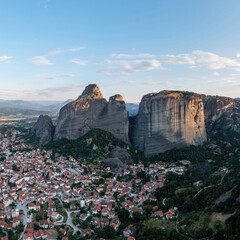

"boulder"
[104, 147, 133, 172]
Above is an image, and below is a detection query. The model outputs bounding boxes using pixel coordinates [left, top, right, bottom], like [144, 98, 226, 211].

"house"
[123, 224, 132, 238]
[39, 219, 48, 228]
[152, 210, 163, 218]
[35, 229, 47, 239]
[100, 218, 109, 228]
[28, 203, 35, 210]
[13, 217, 20, 228]
[23, 233, 34, 240]
[81, 228, 91, 237]
[128, 237, 135, 240]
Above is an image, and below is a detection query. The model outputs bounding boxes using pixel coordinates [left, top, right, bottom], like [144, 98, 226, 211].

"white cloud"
[163, 54, 195, 65]
[67, 47, 85, 52]
[141, 80, 182, 89]
[100, 50, 240, 75]
[38, 73, 75, 80]
[99, 59, 162, 74]
[111, 53, 156, 59]
[31, 47, 85, 66]
[0, 56, 13, 62]
[31, 56, 52, 66]
[236, 53, 240, 58]
[46, 47, 85, 57]
[163, 50, 240, 70]
[213, 72, 220, 76]
[71, 59, 87, 66]
[0, 84, 86, 100]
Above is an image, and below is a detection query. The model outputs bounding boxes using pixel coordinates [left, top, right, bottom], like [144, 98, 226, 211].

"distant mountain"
[0, 107, 49, 116]
[235, 98, 240, 101]
[126, 103, 139, 116]
[0, 99, 73, 113]
[44, 99, 74, 113]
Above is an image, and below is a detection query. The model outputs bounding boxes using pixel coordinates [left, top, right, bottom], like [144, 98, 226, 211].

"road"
[193, 168, 228, 199]
[55, 197, 82, 234]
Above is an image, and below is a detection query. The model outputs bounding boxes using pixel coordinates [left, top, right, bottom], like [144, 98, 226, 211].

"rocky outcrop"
[31, 115, 55, 146]
[54, 84, 129, 143]
[104, 147, 133, 172]
[201, 95, 240, 133]
[132, 90, 207, 157]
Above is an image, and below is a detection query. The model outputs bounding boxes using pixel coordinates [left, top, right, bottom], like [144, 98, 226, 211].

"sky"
[1, 0, 240, 102]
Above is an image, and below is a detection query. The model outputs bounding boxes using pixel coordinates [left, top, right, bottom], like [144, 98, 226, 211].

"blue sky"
[1, 0, 240, 102]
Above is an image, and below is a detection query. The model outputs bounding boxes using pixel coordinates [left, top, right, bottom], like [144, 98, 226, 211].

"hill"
[46, 128, 147, 164]
[0, 107, 50, 116]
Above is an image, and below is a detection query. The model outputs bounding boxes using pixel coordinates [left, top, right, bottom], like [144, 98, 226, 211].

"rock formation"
[201, 95, 240, 133]
[104, 147, 133, 172]
[31, 115, 55, 146]
[54, 84, 129, 143]
[132, 90, 207, 157]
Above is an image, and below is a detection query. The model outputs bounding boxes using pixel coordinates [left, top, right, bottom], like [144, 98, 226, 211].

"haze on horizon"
[1, 0, 240, 103]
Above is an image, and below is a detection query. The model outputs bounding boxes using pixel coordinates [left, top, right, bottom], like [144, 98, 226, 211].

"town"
[0, 129, 186, 240]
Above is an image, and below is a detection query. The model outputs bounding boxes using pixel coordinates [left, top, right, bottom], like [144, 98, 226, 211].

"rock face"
[31, 115, 55, 146]
[54, 84, 129, 143]
[202, 95, 240, 133]
[132, 90, 207, 157]
[104, 147, 133, 172]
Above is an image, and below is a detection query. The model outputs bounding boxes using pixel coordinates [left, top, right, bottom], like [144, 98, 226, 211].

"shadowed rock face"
[104, 147, 133, 173]
[54, 84, 129, 143]
[202, 95, 240, 133]
[132, 90, 207, 157]
[31, 115, 55, 146]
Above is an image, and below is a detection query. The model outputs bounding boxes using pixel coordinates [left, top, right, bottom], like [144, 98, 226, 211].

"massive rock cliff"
[132, 90, 207, 157]
[31, 115, 55, 146]
[54, 84, 129, 143]
[202, 95, 240, 133]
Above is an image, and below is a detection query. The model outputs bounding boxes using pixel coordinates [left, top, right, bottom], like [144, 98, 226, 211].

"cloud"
[99, 59, 162, 74]
[31, 47, 84, 66]
[31, 56, 52, 66]
[102, 50, 240, 74]
[237, 53, 240, 58]
[111, 53, 156, 59]
[163, 54, 195, 65]
[213, 72, 220, 76]
[141, 80, 183, 89]
[207, 77, 240, 87]
[71, 59, 87, 66]
[163, 50, 240, 70]
[38, 73, 75, 80]
[0, 84, 86, 100]
[46, 47, 85, 57]
[0, 56, 13, 63]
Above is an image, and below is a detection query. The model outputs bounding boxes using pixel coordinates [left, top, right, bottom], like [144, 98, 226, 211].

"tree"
[81, 220, 88, 229]
[133, 211, 141, 223]
[36, 214, 43, 221]
[104, 225, 116, 239]
[120, 196, 125, 203]
[165, 198, 174, 209]
[16, 223, 24, 233]
[118, 208, 130, 223]
[214, 220, 223, 232]
[12, 164, 19, 171]
[182, 198, 194, 212]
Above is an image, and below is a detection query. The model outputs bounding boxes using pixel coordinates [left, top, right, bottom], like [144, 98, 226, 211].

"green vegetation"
[46, 128, 147, 164]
